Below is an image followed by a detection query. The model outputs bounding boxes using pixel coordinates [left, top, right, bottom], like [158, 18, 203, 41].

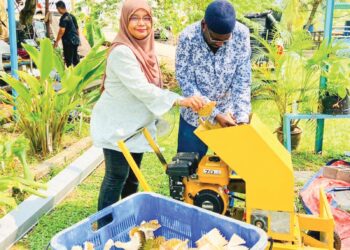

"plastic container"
[50, 192, 267, 250]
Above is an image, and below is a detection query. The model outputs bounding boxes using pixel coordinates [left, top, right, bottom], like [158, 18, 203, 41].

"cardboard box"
[336, 169, 350, 183]
[323, 165, 348, 179]
[323, 166, 340, 179]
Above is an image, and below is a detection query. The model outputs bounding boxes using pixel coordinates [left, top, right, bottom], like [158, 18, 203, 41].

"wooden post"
[45, 0, 51, 37]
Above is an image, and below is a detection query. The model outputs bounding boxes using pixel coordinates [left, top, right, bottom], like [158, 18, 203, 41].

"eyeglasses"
[206, 29, 232, 44]
[129, 15, 152, 24]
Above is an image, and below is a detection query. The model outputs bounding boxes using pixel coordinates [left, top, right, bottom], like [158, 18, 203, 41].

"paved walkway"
[294, 171, 314, 184]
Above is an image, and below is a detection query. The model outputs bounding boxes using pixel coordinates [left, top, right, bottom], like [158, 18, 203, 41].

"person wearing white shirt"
[90, 0, 205, 227]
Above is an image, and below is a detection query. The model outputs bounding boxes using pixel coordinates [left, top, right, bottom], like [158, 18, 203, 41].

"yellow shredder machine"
[117, 111, 335, 250]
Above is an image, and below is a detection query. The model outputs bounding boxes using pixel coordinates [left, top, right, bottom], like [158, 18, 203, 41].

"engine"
[166, 152, 230, 214]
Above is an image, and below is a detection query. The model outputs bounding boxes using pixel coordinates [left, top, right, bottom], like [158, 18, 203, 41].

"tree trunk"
[305, 0, 322, 31]
[45, 0, 50, 37]
[19, 0, 37, 26]
[0, 0, 8, 39]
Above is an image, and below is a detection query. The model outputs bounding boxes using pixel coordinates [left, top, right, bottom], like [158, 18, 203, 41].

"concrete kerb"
[0, 146, 104, 250]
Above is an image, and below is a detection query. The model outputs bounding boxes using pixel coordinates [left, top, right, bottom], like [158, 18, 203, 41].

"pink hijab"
[101, 0, 162, 91]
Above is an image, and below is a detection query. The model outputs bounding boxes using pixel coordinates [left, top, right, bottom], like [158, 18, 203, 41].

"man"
[176, 0, 251, 158]
[54, 1, 80, 67]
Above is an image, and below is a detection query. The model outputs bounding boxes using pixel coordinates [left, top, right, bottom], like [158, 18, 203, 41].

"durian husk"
[160, 238, 189, 250]
[139, 220, 161, 231]
[103, 239, 115, 250]
[71, 246, 83, 250]
[196, 229, 228, 248]
[83, 242, 94, 250]
[198, 102, 216, 117]
[143, 236, 166, 250]
[114, 233, 142, 250]
[226, 234, 246, 248]
[139, 220, 161, 240]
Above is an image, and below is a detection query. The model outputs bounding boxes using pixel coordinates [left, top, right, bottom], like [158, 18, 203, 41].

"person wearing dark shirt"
[54, 1, 80, 67]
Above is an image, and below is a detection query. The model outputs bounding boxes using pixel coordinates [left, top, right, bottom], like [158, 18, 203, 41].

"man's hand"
[55, 27, 65, 49]
[215, 113, 237, 127]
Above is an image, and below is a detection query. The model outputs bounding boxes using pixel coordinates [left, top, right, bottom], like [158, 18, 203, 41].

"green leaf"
[338, 87, 348, 99]
[38, 39, 55, 81]
[53, 50, 65, 77]
[22, 43, 40, 67]
[17, 71, 42, 94]
[0, 194, 16, 208]
[0, 73, 32, 105]
[85, 19, 95, 47]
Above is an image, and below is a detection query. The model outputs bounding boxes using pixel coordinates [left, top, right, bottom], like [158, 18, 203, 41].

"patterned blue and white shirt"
[176, 21, 252, 127]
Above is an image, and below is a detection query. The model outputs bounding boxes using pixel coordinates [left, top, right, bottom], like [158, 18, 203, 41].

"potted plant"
[253, 30, 325, 149]
[320, 56, 350, 114]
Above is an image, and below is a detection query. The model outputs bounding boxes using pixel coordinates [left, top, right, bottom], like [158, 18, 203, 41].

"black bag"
[68, 14, 80, 46]
[70, 34, 80, 46]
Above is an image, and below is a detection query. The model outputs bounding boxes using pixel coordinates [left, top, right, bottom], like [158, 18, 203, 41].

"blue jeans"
[177, 116, 208, 159]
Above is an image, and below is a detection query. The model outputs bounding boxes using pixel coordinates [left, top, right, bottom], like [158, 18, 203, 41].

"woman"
[90, 0, 204, 225]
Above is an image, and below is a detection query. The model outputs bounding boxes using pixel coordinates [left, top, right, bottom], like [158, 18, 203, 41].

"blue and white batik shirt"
[176, 21, 252, 127]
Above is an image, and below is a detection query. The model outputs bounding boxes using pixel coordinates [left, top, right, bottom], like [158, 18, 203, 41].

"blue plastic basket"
[50, 192, 267, 250]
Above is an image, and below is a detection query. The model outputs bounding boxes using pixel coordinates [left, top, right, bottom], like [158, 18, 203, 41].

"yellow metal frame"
[117, 128, 166, 192]
[117, 114, 335, 250]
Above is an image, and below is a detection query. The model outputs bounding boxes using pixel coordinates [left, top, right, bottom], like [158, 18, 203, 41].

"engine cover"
[193, 189, 225, 214]
[184, 178, 229, 215]
[197, 155, 230, 186]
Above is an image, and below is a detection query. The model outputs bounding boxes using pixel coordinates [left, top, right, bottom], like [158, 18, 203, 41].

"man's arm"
[55, 16, 67, 48]
[54, 27, 65, 48]
[232, 28, 252, 124]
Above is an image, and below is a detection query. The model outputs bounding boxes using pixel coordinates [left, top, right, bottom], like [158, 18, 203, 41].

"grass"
[12, 101, 350, 249]
[13, 163, 105, 250]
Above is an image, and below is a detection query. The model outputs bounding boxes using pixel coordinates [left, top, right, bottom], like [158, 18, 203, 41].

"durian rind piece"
[139, 220, 161, 240]
[198, 101, 216, 117]
[83, 242, 94, 250]
[160, 238, 189, 250]
[103, 239, 114, 250]
[114, 233, 142, 250]
[226, 234, 246, 248]
[143, 236, 166, 250]
[226, 246, 249, 250]
[71, 246, 83, 250]
[196, 229, 228, 248]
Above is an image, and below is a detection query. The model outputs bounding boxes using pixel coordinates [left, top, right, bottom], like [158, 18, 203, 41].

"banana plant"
[0, 38, 107, 157]
[0, 136, 47, 211]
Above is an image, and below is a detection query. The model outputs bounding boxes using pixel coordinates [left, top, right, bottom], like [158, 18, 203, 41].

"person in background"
[176, 0, 252, 158]
[90, 0, 205, 227]
[54, 1, 80, 67]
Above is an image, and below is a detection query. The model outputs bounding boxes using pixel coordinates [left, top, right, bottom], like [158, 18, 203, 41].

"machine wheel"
[307, 231, 341, 250]
[193, 190, 225, 214]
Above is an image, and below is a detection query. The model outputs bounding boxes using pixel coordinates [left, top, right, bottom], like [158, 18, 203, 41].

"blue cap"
[205, 0, 236, 35]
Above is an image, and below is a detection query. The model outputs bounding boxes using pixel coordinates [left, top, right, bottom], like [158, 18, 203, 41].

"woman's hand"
[178, 96, 206, 112]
